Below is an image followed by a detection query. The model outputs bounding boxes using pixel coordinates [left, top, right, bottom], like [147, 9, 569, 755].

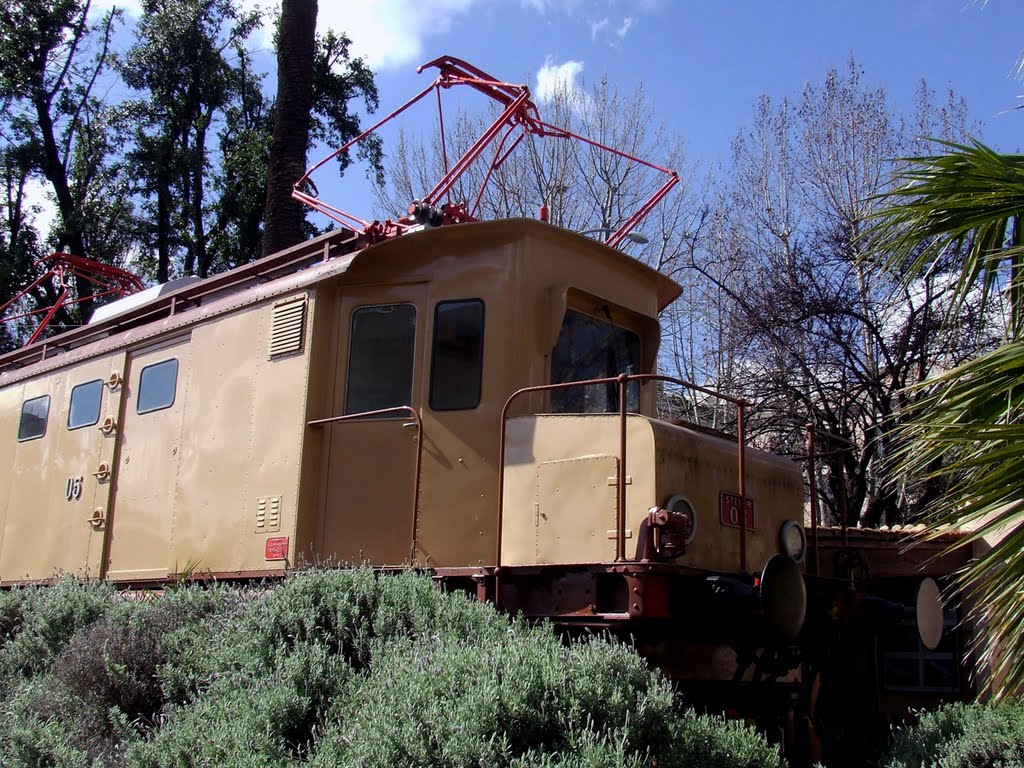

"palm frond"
[872, 140, 1024, 697]
[870, 139, 1024, 333]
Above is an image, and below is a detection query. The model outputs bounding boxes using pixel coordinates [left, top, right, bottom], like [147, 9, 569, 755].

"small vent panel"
[268, 297, 307, 358]
[255, 496, 282, 532]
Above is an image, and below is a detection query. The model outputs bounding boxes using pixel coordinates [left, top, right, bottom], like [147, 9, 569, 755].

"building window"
[881, 606, 959, 694]
[68, 380, 103, 429]
[137, 359, 179, 414]
[345, 303, 417, 415]
[550, 308, 641, 413]
[430, 300, 484, 411]
[18, 394, 50, 441]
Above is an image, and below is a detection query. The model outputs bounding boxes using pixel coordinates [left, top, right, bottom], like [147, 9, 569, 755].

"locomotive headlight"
[663, 494, 697, 544]
[779, 520, 806, 563]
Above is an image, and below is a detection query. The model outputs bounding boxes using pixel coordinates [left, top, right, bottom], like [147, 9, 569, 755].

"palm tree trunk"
[262, 0, 318, 257]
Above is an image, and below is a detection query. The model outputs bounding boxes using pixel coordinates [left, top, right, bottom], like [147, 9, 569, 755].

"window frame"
[344, 302, 418, 417]
[429, 299, 485, 412]
[18, 394, 51, 442]
[549, 306, 643, 414]
[137, 358, 180, 415]
[67, 379, 104, 430]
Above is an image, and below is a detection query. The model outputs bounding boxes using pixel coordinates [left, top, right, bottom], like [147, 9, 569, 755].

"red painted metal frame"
[804, 424, 857, 571]
[496, 373, 748, 574]
[1, 252, 145, 346]
[307, 405, 425, 563]
[294, 55, 678, 249]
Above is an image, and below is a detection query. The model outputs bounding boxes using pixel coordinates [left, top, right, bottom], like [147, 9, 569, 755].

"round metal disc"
[760, 553, 807, 643]
[916, 577, 944, 651]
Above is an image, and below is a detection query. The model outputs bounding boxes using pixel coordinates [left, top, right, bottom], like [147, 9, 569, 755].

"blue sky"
[77, 0, 1022, 230]
[343, 1, 1022, 154]
[310, 0, 1023, 222]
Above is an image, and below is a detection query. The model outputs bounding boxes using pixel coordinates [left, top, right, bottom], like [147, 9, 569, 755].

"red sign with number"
[265, 536, 289, 561]
[719, 492, 754, 530]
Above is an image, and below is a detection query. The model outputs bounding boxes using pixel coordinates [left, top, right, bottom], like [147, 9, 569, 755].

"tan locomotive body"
[0, 219, 805, 601]
[3, 218, 965, 767]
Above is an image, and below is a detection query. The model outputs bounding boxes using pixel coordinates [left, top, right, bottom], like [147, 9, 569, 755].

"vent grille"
[255, 496, 282, 532]
[269, 297, 307, 358]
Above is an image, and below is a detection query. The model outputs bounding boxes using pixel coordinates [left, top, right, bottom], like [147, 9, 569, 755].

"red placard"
[719, 493, 754, 530]
[265, 536, 289, 561]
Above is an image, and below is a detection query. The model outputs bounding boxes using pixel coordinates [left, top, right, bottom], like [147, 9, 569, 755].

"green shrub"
[129, 642, 354, 767]
[884, 700, 1024, 768]
[146, 582, 249, 704]
[0, 577, 114, 684]
[660, 710, 786, 768]
[0, 568, 787, 768]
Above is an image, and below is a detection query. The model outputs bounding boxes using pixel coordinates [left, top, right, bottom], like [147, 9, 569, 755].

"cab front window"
[550, 308, 641, 413]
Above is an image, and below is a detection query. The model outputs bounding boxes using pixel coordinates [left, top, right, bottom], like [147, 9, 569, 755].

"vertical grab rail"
[803, 425, 857, 554]
[497, 374, 749, 573]
[308, 406, 425, 564]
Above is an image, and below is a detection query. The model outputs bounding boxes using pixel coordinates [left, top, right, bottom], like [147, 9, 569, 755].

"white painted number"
[65, 476, 83, 502]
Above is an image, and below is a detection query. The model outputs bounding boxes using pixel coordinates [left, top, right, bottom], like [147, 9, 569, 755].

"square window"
[18, 394, 50, 441]
[345, 304, 417, 416]
[68, 380, 103, 429]
[550, 308, 641, 413]
[430, 300, 484, 411]
[138, 359, 179, 414]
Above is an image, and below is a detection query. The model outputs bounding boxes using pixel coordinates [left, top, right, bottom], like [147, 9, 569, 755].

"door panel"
[0, 355, 119, 581]
[320, 286, 425, 566]
[105, 339, 189, 580]
[535, 456, 618, 564]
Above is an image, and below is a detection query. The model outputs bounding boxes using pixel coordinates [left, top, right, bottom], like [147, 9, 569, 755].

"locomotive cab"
[0, 216, 807, 617]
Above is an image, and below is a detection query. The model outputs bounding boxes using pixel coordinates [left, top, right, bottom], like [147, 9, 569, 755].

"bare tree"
[685, 59, 990, 526]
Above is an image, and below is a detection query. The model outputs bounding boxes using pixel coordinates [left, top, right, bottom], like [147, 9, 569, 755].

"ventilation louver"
[269, 297, 307, 358]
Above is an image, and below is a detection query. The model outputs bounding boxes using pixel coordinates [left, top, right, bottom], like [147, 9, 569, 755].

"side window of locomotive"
[137, 358, 179, 414]
[68, 379, 103, 429]
[345, 304, 417, 415]
[18, 394, 50, 441]
[430, 299, 484, 411]
[550, 308, 641, 413]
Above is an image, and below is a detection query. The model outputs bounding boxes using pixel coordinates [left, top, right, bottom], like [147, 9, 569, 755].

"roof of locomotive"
[357, 218, 683, 312]
[0, 218, 682, 383]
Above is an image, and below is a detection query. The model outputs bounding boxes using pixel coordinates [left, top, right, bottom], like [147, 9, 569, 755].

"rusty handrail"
[497, 373, 748, 571]
[805, 424, 856, 560]
[308, 406, 424, 563]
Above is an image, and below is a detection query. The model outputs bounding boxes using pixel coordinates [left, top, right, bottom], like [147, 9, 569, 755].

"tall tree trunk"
[157, 171, 171, 283]
[262, 0, 317, 257]
[34, 92, 90, 324]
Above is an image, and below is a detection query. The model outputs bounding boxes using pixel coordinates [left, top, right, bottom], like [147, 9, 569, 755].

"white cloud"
[616, 15, 635, 38]
[589, 17, 609, 40]
[22, 178, 58, 239]
[92, 0, 480, 73]
[536, 58, 585, 104]
[522, 0, 587, 14]
[322, 0, 480, 72]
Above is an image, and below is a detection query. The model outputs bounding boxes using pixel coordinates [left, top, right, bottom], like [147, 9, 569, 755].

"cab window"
[346, 303, 417, 415]
[137, 359, 179, 414]
[550, 308, 641, 413]
[68, 379, 103, 429]
[18, 394, 50, 441]
[430, 300, 484, 411]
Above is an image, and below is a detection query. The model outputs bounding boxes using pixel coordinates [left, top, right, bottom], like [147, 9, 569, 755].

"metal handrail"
[308, 406, 424, 563]
[804, 424, 857, 570]
[497, 373, 748, 571]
